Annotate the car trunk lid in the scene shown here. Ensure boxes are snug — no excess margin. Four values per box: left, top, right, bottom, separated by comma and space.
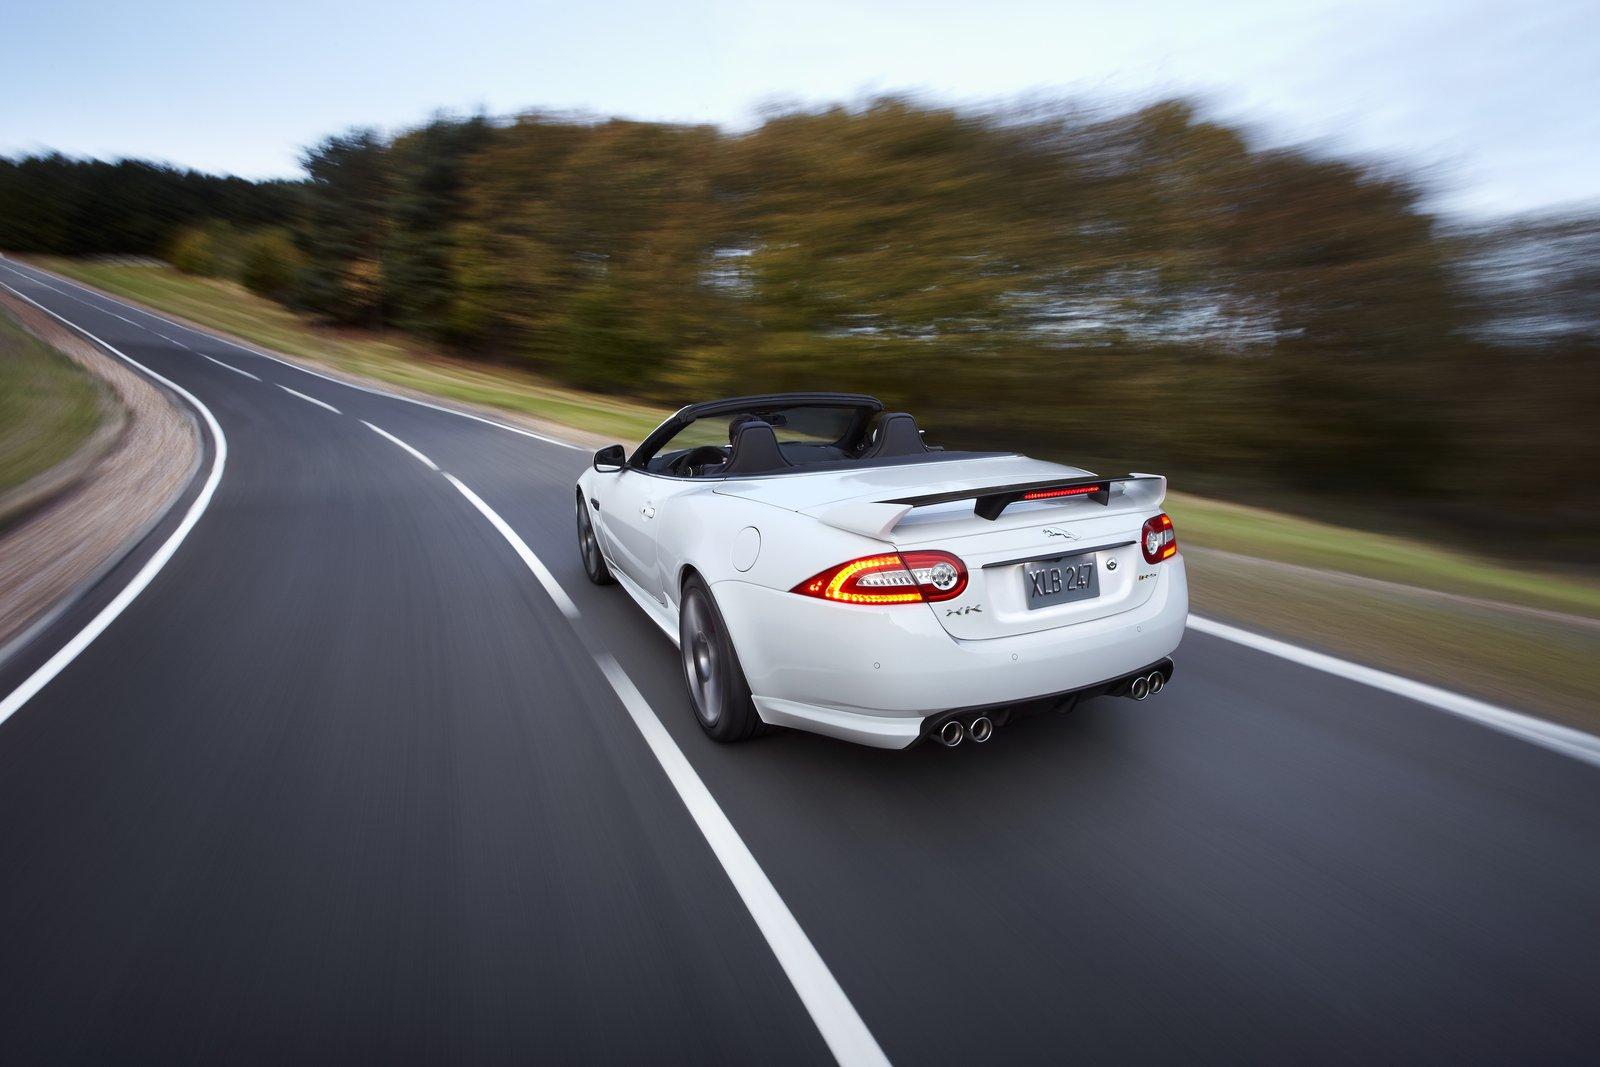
831, 471, 1167, 640
717, 458, 1168, 640
890, 502, 1161, 639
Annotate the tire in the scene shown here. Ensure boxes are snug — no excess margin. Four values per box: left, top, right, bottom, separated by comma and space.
576, 493, 615, 585
678, 574, 766, 742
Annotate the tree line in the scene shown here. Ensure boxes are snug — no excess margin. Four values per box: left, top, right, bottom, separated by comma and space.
3, 101, 1594, 551
0, 154, 297, 258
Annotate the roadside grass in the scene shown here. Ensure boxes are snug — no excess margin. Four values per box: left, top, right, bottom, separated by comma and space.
1183, 548, 1599, 731
1166, 492, 1600, 621
0, 305, 105, 505
32, 258, 1600, 622
30, 257, 667, 445
23, 257, 1600, 729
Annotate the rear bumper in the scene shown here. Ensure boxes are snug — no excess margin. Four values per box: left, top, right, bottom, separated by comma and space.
710, 555, 1188, 749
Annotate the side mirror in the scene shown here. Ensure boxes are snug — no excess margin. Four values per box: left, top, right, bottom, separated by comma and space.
593, 444, 626, 473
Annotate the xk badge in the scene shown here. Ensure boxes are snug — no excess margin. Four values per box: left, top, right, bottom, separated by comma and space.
945, 604, 983, 616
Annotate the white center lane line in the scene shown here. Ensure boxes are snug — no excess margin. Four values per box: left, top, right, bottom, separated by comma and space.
361, 420, 438, 471
5, 258, 887, 1063
0, 258, 583, 452
202, 354, 260, 380
276, 384, 340, 414
595, 655, 890, 1067
442, 474, 580, 620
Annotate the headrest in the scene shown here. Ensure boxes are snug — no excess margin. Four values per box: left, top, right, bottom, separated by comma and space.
861, 412, 929, 459
723, 420, 793, 475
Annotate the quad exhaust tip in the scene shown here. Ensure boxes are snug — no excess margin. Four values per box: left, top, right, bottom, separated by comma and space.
936, 663, 1168, 744
1130, 670, 1167, 700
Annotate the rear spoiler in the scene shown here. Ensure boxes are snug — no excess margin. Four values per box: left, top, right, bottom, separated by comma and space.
883, 473, 1165, 521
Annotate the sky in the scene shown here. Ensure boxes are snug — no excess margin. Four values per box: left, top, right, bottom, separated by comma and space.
3, 0, 1597, 220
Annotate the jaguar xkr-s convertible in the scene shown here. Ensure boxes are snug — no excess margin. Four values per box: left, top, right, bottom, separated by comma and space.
576, 393, 1186, 748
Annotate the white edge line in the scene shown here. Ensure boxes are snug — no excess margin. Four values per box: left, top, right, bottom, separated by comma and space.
0, 281, 227, 728
449, 439, 883, 1060
594, 654, 890, 1067
6, 259, 885, 1062
276, 383, 341, 414
441, 474, 581, 620
201, 353, 260, 380
445, 444, 885, 1060
0, 259, 586, 452
1187, 614, 1600, 769
360, 420, 438, 471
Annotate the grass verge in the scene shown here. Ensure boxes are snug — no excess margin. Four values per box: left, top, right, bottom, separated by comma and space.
0, 304, 105, 506
30, 257, 667, 444
25, 256, 1600, 729
1166, 492, 1600, 620
1183, 548, 1598, 731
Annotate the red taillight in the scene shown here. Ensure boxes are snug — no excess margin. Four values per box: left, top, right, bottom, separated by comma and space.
791, 550, 968, 604
1141, 512, 1178, 564
1022, 484, 1100, 502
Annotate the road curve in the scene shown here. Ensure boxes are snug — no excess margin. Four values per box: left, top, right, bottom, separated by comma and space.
1, 257, 1598, 1065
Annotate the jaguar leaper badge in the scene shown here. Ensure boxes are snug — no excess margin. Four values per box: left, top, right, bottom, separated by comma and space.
1042, 527, 1079, 541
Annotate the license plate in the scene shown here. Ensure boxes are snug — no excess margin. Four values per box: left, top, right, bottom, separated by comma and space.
1023, 553, 1098, 609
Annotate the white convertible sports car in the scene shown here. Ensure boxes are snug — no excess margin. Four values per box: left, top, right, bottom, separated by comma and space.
575, 393, 1187, 749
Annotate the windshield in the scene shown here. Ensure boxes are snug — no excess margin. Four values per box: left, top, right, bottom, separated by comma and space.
667, 405, 861, 451
643, 403, 872, 475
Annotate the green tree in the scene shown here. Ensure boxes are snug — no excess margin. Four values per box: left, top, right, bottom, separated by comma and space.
239, 228, 305, 301
382, 116, 496, 343
294, 130, 391, 326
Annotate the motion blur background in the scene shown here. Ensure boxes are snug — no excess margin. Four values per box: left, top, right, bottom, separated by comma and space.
2, 0, 1596, 558
7, 10, 1600, 1060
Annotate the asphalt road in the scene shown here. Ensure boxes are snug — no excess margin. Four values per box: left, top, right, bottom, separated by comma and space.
2, 257, 1599, 1065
